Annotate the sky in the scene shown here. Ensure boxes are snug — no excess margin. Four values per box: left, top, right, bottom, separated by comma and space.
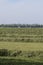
0, 0, 43, 24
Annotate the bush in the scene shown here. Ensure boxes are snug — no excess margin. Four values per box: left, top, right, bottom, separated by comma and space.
0, 49, 9, 56
11, 50, 22, 57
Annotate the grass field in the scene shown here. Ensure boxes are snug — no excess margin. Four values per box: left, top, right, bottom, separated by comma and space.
0, 42, 43, 65
0, 42, 43, 51
0, 28, 43, 65
0, 28, 43, 42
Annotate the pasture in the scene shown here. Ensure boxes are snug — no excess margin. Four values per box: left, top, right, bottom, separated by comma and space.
0, 28, 43, 65
0, 28, 43, 42
0, 42, 43, 51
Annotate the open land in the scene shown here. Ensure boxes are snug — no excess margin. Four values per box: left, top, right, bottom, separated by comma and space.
0, 28, 43, 65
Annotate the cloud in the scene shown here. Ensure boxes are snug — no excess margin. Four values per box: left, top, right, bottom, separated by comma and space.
0, 0, 43, 24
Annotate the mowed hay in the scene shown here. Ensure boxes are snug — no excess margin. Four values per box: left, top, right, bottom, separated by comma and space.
0, 28, 43, 42
0, 42, 43, 51
0, 28, 43, 63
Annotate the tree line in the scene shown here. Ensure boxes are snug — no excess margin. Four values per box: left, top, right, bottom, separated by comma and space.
0, 24, 43, 28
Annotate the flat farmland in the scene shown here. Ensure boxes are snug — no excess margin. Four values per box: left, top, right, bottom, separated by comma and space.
0, 28, 43, 65
0, 42, 43, 51
0, 28, 43, 42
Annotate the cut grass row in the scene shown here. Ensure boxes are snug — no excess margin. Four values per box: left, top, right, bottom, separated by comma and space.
0, 42, 43, 58
0, 28, 43, 42
0, 28, 43, 35
0, 42, 43, 65
0, 42, 43, 51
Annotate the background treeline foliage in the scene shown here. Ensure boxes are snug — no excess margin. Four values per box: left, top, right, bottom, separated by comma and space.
0, 24, 43, 28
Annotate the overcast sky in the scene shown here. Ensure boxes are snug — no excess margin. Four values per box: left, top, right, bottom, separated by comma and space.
0, 0, 43, 24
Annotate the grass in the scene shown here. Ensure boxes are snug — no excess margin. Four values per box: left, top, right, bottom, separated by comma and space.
0, 42, 43, 51
0, 28, 43, 42
0, 28, 43, 65
0, 42, 43, 65
0, 58, 43, 65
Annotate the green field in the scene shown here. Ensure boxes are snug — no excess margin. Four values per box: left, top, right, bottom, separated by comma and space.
0, 28, 43, 42
0, 42, 43, 65
0, 28, 43, 65
0, 42, 43, 51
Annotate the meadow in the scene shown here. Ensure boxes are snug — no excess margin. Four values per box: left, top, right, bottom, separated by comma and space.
0, 28, 43, 65
0, 42, 43, 51
0, 42, 43, 65
0, 28, 43, 42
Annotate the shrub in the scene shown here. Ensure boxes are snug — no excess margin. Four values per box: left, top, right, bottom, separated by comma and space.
11, 50, 22, 57
0, 49, 9, 56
